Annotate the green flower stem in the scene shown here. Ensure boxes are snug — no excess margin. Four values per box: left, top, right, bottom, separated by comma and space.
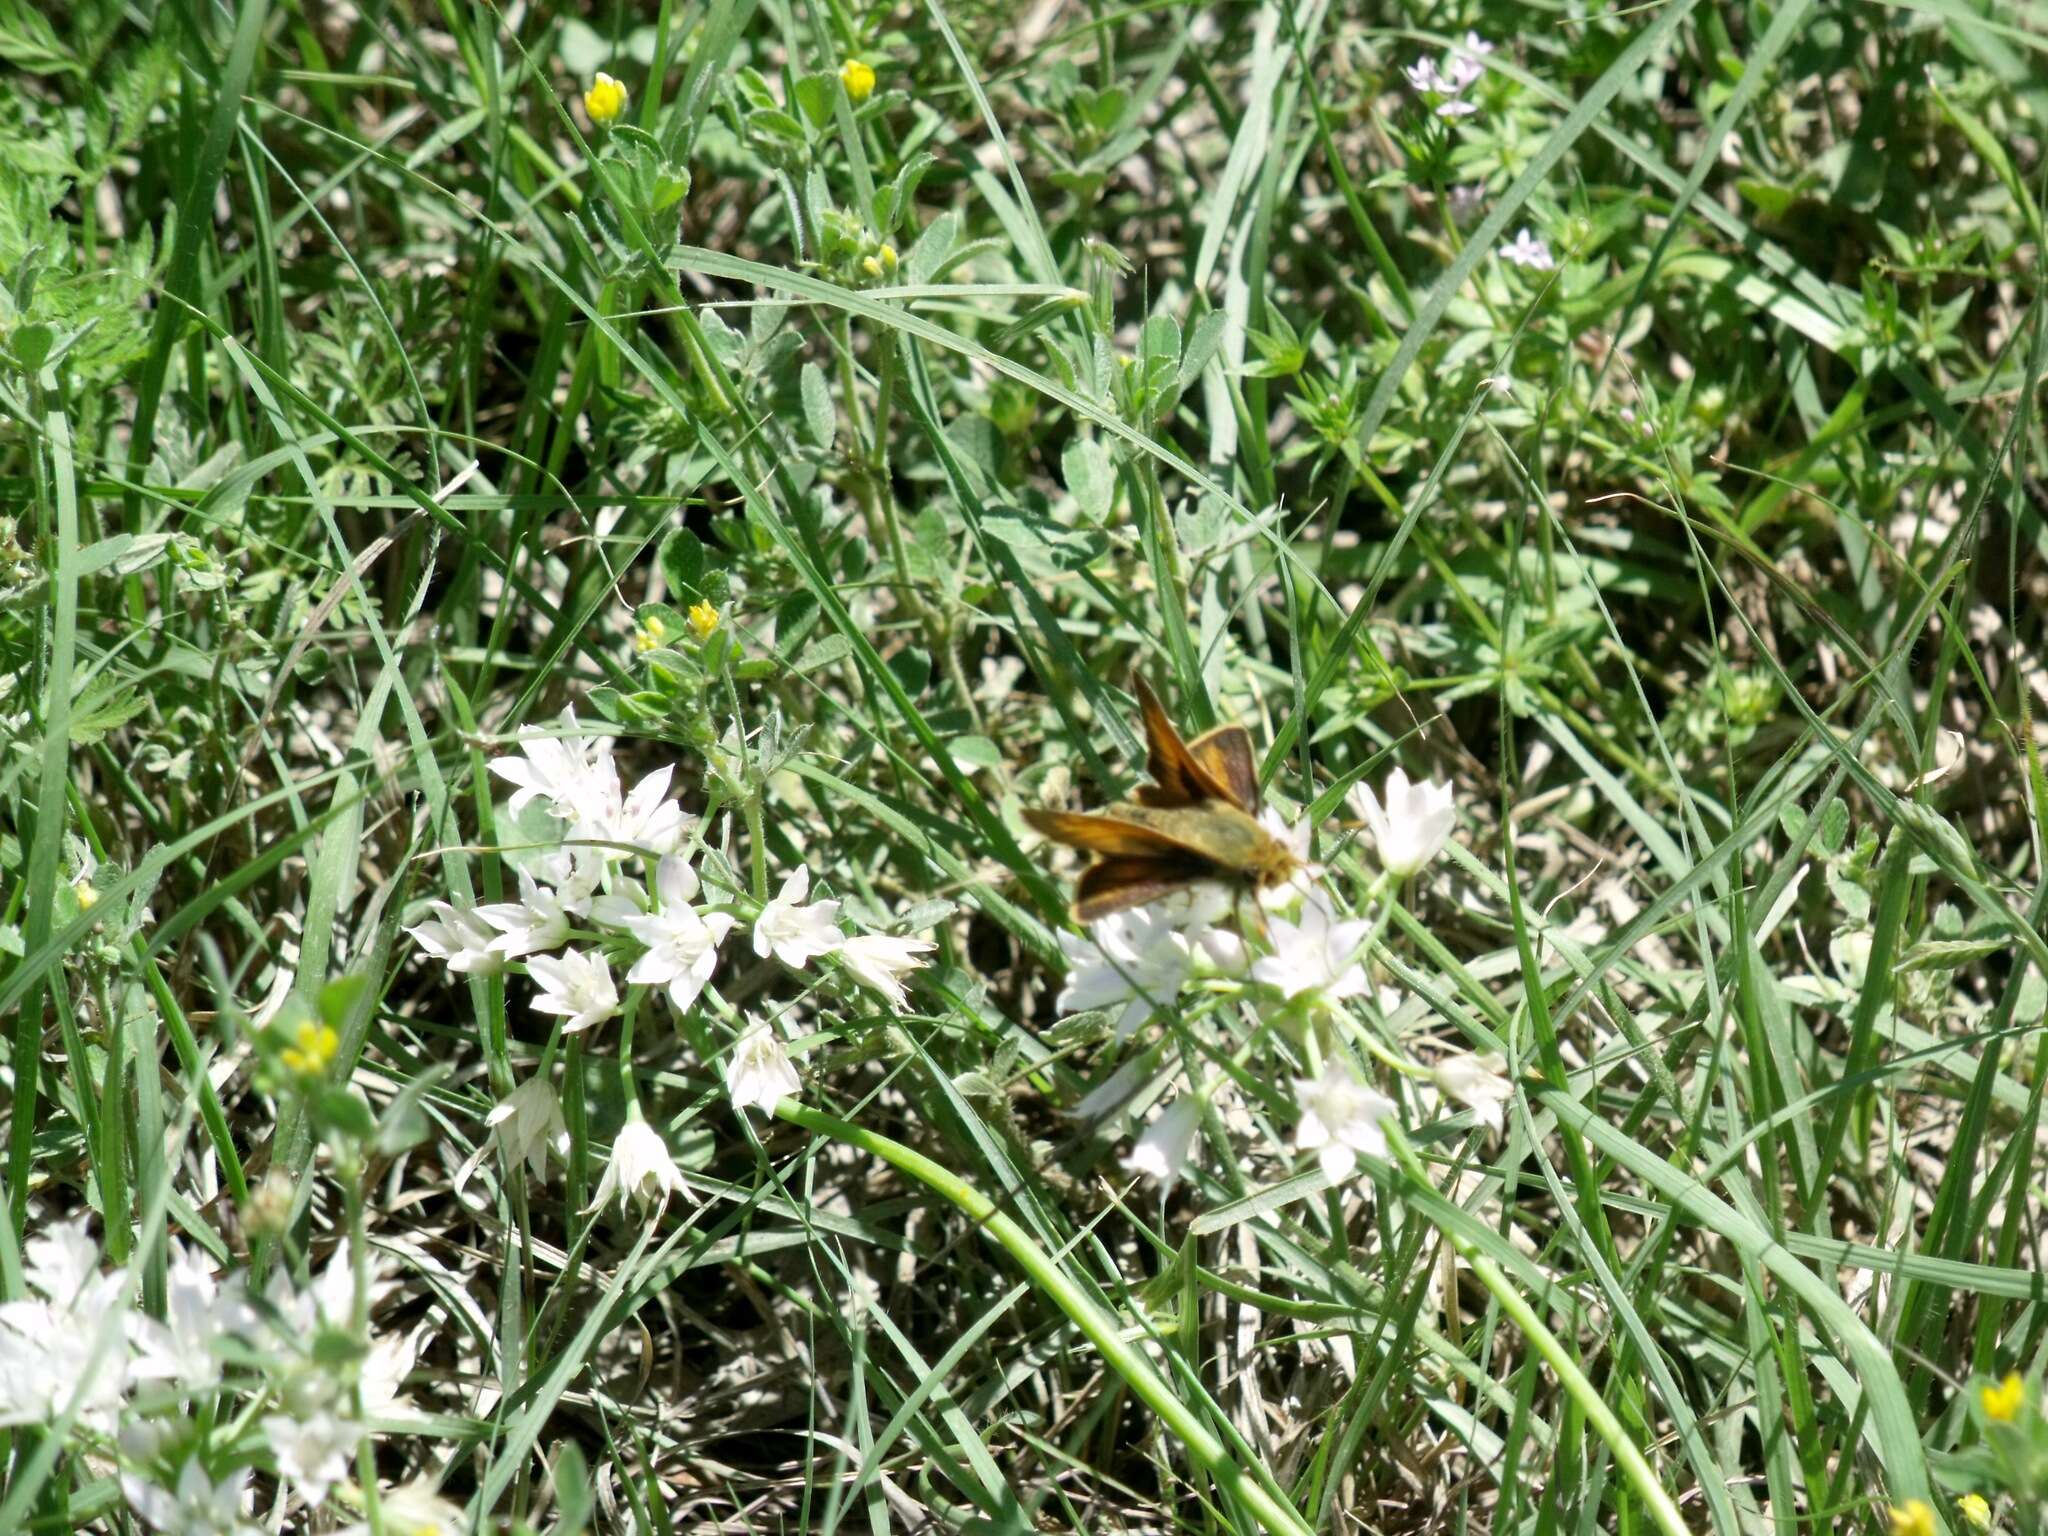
342, 1158, 385, 1535
616, 986, 643, 1103
775, 1100, 1314, 1536
742, 793, 769, 903
1385, 1126, 1690, 1536
1332, 873, 1430, 1080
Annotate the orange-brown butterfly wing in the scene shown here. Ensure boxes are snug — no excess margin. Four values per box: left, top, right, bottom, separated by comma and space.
1131, 676, 1237, 809
1074, 855, 1209, 922
1186, 724, 1261, 815
1024, 807, 1196, 859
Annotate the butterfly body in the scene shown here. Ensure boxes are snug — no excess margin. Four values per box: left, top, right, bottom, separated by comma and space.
1025, 678, 1300, 922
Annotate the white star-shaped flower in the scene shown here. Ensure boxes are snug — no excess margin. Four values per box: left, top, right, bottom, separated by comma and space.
532, 844, 607, 917
1252, 892, 1372, 1007
121, 1452, 259, 1536
587, 763, 696, 857
526, 947, 619, 1034
1350, 767, 1456, 877
475, 871, 572, 959
1121, 1096, 1203, 1188
260, 1409, 357, 1508
1055, 906, 1191, 1040
1434, 1053, 1513, 1132
726, 1021, 801, 1116
592, 1119, 686, 1212
488, 708, 614, 819
752, 867, 843, 969
405, 900, 505, 975
1292, 1064, 1397, 1181
839, 932, 936, 1008
486, 1076, 569, 1178
126, 1242, 252, 1390
624, 857, 736, 1013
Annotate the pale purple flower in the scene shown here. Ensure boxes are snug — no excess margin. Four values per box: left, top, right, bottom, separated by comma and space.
1442, 34, 1491, 92
1405, 57, 1451, 94
1500, 227, 1556, 271
1407, 36, 1490, 117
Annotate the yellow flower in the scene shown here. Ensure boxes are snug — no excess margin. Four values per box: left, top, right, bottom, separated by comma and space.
1958, 1493, 1992, 1531
840, 58, 876, 103
379, 1480, 466, 1536
860, 255, 882, 279
1890, 1501, 1937, 1536
1982, 1372, 2025, 1423
584, 71, 628, 125
280, 1020, 340, 1077
73, 879, 98, 910
633, 614, 667, 654
878, 242, 897, 274
688, 600, 720, 640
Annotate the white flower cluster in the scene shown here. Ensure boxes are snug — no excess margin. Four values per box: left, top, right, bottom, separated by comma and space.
1404, 31, 1492, 118
413, 711, 934, 1036
411, 708, 936, 1207
1052, 764, 1510, 1189
7, 1217, 420, 1530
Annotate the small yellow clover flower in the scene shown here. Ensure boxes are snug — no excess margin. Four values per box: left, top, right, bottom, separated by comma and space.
584, 71, 629, 125
840, 58, 876, 103
634, 614, 668, 654
1888, 1501, 1936, 1536
1958, 1493, 1992, 1532
280, 1020, 341, 1078
688, 600, 720, 640
861, 243, 898, 281
1981, 1372, 2025, 1423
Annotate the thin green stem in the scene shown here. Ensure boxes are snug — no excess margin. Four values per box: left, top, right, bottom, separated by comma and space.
776, 1100, 1315, 1536
1386, 1126, 1690, 1536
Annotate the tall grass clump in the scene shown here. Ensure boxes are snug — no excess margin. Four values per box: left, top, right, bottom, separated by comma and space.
2, 2, 2046, 1534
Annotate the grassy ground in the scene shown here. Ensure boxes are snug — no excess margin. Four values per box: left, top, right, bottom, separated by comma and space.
4, 1, 2048, 1532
